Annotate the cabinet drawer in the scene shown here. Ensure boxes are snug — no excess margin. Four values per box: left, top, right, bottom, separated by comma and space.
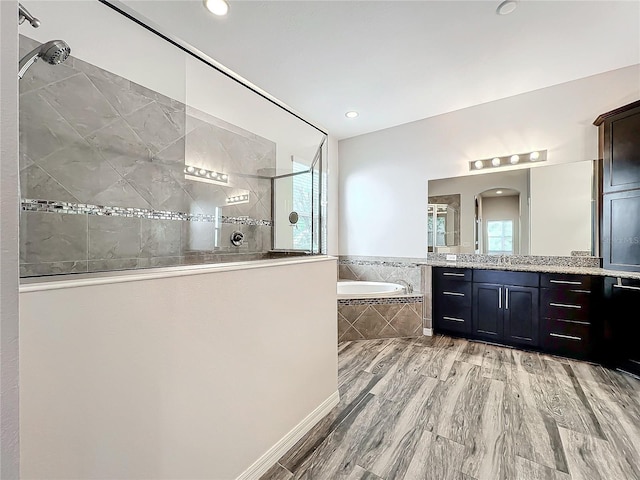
541, 319, 592, 357
540, 289, 591, 322
435, 304, 472, 334
472, 269, 539, 287
540, 273, 592, 290
434, 267, 471, 282
436, 281, 472, 306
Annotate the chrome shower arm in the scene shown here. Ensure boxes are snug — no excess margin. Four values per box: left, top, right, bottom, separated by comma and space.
18, 47, 41, 79
18, 3, 40, 28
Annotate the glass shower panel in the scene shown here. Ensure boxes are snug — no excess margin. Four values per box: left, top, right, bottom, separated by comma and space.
271, 136, 324, 254
18, 0, 327, 278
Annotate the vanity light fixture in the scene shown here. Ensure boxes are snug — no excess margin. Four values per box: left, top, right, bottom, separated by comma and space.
469, 149, 547, 171
203, 0, 229, 16
226, 194, 249, 205
184, 165, 229, 185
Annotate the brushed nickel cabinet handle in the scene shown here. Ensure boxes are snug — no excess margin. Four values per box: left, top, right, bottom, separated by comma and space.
556, 318, 590, 326
505, 288, 509, 310
549, 280, 582, 285
550, 332, 582, 341
549, 302, 581, 309
443, 316, 464, 323
613, 284, 640, 291
443, 273, 465, 277
498, 287, 502, 309
443, 291, 464, 296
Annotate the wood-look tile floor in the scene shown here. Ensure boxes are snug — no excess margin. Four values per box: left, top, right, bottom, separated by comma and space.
259, 335, 640, 480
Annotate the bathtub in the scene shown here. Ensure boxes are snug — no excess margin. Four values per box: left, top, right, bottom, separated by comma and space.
337, 280, 424, 341
337, 280, 406, 299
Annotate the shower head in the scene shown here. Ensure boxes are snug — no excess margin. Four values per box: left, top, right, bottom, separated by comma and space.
18, 40, 71, 79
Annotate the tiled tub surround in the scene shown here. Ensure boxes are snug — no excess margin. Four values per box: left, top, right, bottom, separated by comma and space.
337, 295, 424, 342
19, 35, 275, 277
338, 255, 428, 336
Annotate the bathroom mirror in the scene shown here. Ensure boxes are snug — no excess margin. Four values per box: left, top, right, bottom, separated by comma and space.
427, 159, 597, 257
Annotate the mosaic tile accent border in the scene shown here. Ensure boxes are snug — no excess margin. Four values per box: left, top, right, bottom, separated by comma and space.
338, 295, 423, 306
21, 199, 273, 226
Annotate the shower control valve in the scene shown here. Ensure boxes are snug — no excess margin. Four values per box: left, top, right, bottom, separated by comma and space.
230, 231, 245, 246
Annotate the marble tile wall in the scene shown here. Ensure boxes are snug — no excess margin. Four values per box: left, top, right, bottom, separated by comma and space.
337, 255, 424, 293
18, 35, 275, 277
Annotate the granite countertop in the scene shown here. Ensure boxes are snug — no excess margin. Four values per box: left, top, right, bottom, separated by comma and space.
422, 260, 640, 280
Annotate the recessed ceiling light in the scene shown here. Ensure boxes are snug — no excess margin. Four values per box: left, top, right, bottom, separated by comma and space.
496, 0, 517, 15
203, 0, 229, 16
496, 190, 503, 195
345, 111, 359, 119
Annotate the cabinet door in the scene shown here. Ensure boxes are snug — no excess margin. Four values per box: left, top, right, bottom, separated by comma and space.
503, 285, 539, 347
601, 104, 640, 194
472, 283, 503, 341
610, 281, 640, 376
602, 189, 640, 272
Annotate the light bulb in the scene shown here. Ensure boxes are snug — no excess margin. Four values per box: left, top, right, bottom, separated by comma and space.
491, 157, 501, 167
186, 166, 195, 174
474, 160, 484, 169
510, 155, 520, 164
530, 151, 540, 161
203, 0, 229, 16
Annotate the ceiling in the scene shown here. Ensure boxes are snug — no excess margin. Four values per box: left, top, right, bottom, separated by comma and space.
118, 0, 640, 140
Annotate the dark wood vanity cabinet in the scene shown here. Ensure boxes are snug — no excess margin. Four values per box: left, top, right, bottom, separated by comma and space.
539, 273, 601, 360
432, 267, 472, 335
595, 100, 640, 272
603, 276, 640, 377
472, 270, 539, 347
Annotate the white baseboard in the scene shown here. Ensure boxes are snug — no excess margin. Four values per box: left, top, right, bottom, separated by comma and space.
423, 327, 433, 336
236, 390, 340, 480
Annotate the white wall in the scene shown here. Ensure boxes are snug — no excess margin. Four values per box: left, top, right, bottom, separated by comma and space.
0, 1, 21, 478
327, 136, 339, 256
338, 65, 640, 258
20, 258, 338, 480
530, 160, 594, 256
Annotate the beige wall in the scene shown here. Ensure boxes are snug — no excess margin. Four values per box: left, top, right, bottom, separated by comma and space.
1, 1, 21, 477
19, 257, 338, 479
